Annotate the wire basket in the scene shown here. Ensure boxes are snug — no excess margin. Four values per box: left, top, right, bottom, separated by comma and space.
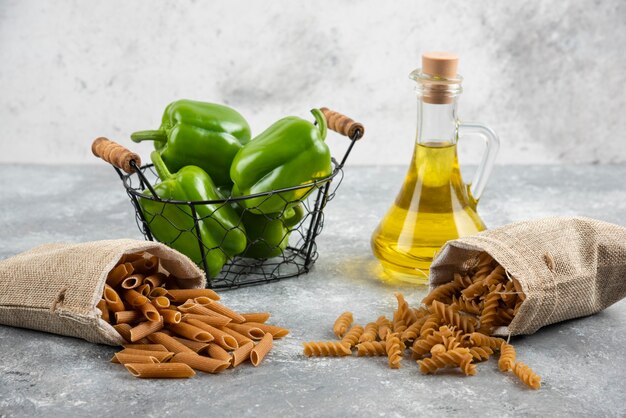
93, 108, 364, 289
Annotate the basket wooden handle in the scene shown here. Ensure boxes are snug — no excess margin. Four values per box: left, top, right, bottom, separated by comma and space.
320, 107, 365, 139
92, 137, 141, 173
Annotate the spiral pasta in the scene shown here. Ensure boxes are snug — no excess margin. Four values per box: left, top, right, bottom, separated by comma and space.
411, 326, 454, 358
376, 316, 392, 340
419, 314, 441, 338
469, 346, 494, 362
356, 341, 387, 356
359, 322, 378, 343
333, 312, 353, 338
498, 343, 516, 371
468, 332, 505, 349
450, 295, 482, 315
385, 333, 402, 369
479, 284, 502, 331
401, 316, 428, 343
430, 301, 476, 334
302, 341, 352, 357
395, 292, 417, 325
341, 325, 364, 348
513, 362, 541, 389
418, 347, 476, 376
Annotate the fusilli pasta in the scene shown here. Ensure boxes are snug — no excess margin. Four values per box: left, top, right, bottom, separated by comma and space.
333, 312, 353, 338
303, 341, 352, 357
513, 362, 541, 389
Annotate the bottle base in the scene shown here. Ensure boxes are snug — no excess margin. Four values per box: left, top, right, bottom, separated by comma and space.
378, 261, 430, 285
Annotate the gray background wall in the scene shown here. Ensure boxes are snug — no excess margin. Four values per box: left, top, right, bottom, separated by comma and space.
0, 0, 624, 166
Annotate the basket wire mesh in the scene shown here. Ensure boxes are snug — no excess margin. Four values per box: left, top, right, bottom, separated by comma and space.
112, 126, 361, 289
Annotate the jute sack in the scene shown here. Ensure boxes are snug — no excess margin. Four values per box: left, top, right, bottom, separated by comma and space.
0, 239, 205, 345
430, 216, 626, 336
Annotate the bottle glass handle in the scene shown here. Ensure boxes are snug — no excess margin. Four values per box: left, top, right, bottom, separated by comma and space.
458, 122, 500, 201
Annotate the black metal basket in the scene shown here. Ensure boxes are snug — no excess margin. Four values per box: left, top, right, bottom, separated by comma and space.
95, 109, 363, 289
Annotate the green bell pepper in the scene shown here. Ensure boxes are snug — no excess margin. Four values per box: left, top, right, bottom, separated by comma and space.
139, 151, 247, 277
131, 99, 251, 187
230, 108, 332, 214
239, 205, 305, 259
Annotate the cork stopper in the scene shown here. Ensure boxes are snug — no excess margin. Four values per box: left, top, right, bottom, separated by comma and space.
422, 52, 459, 78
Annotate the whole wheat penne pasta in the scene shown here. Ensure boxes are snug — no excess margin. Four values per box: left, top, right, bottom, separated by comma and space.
171, 353, 230, 374
120, 252, 144, 263
186, 319, 238, 350
106, 264, 130, 288
114, 310, 142, 324
116, 348, 174, 362
149, 287, 169, 298
152, 296, 170, 309
131, 254, 159, 274
159, 309, 182, 324
231, 342, 254, 367
129, 317, 163, 342
167, 288, 220, 302
104, 285, 126, 313
96, 299, 110, 323
138, 301, 160, 322
136, 283, 151, 297
113, 323, 132, 342
143, 273, 166, 288
168, 322, 214, 342
122, 288, 148, 307
123, 344, 168, 352
193, 296, 214, 306
206, 343, 232, 363
221, 326, 252, 346
181, 313, 231, 328
121, 274, 144, 290
179, 302, 231, 322
124, 363, 195, 379
250, 333, 273, 367
111, 353, 159, 364
247, 322, 289, 338
147, 332, 195, 353
172, 337, 210, 354
241, 312, 271, 323
201, 300, 246, 323
225, 323, 265, 340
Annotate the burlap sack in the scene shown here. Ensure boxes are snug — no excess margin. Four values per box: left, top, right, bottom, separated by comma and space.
0, 239, 205, 345
430, 216, 626, 336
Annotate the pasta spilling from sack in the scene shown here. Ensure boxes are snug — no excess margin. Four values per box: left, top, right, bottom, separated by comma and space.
302, 253, 541, 390
99, 252, 289, 378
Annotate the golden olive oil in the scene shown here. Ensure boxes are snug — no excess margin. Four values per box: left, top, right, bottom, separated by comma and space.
371, 141, 485, 284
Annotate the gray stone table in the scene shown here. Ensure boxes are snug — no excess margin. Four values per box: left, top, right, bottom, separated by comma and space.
1, 164, 625, 417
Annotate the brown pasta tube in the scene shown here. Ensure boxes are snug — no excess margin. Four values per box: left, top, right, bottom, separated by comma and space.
149, 287, 169, 298
122, 344, 168, 352
152, 296, 170, 309
181, 313, 231, 328
129, 318, 164, 342
186, 319, 238, 350
106, 264, 131, 288
147, 332, 195, 354
166, 289, 220, 303
122, 288, 149, 307
221, 326, 253, 346
241, 312, 271, 323
111, 353, 159, 364
245, 322, 289, 339
143, 273, 166, 288
96, 299, 110, 323
250, 333, 273, 367
206, 343, 232, 363
159, 309, 182, 324
103, 285, 126, 313
231, 342, 254, 367
225, 323, 265, 340
138, 301, 160, 322
114, 310, 142, 324
171, 353, 230, 374
172, 337, 210, 354
168, 322, 214, 342
201, 300, 246, 323
121, 274, 145, 290
115, 348, 174, 362
124, 363, 195, 379
113, 323, 132, 342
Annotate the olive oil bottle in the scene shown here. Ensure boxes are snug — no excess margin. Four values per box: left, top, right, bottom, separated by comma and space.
371, 52, 500, 284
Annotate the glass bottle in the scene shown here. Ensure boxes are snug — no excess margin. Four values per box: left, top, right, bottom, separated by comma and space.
371, 52, 499, 284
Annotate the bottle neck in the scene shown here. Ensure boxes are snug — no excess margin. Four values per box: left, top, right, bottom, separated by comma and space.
415, 98, 459, 145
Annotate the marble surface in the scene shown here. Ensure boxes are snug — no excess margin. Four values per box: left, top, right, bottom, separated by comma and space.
1, 164, 626, 417
1, 0, 626, 166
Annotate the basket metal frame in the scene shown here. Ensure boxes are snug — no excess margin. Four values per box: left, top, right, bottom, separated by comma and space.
112, 126, 361, 289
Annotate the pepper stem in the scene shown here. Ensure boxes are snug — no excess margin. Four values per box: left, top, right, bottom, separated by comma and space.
150, 151, 172, 180
311, 108, 327, 141
131, 130, 167, 143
